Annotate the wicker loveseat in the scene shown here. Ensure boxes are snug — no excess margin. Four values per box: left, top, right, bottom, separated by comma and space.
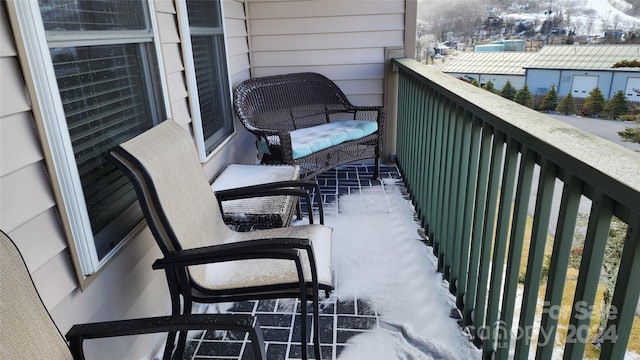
233, 72, 385, 180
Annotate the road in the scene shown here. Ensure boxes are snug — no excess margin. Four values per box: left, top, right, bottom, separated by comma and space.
546, 113, 640, 153
527, 114, 639, 235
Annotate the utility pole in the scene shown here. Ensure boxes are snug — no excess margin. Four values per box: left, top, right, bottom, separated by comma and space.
544, 0, 553, 45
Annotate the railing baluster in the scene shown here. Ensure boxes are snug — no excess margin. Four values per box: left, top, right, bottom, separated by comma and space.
459, 117, 482, 314
486, 137, 520, 355
496, 148, 537, 360
516, 160, 556, 359
449, 106, 466, 293
433, 93, 445, 264
468, 123, 493, 331
564, 192, 613, 360
600, 214, 640, 359
442, 99, 457, 280
476, 130, 506, 350
536, 175, 583, 359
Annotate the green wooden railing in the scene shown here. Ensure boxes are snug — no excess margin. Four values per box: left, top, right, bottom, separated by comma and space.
393, 57, 640, 359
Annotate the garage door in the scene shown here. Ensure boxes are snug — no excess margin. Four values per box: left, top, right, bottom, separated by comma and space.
571, 75, 599, 98
625, 78, 640, 102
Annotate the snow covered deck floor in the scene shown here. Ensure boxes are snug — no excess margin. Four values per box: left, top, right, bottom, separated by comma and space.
181, 163, 478, 360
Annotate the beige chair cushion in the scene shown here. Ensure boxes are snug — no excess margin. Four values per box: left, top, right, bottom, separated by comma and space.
117, 120, 333, 291
1, 232, 73, 360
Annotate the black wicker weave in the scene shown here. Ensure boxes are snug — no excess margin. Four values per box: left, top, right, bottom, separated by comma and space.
233, 72, 385, 180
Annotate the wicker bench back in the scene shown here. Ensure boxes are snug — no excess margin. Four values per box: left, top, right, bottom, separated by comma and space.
234, 72, 385, 179
234, 72, 352, 131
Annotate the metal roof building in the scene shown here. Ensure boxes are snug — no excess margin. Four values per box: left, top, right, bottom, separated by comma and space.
440, 51, 537, 89
524, 45, 640, 99
523, 44, 640, 71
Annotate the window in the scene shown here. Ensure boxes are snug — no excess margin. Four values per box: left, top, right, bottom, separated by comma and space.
178, 0, 234, 161
10, 0, 168, 276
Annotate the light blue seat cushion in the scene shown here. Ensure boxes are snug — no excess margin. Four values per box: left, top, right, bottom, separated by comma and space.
258, 120, 378, 159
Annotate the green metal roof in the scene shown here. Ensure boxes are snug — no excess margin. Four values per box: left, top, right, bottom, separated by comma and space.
523, 45, 640, 70
440, 52, 537, 75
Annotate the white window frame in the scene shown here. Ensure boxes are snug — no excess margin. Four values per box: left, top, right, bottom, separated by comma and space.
8, 0, 171, 278
176, 0, 235, 162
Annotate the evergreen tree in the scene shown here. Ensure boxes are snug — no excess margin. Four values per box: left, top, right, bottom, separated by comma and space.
618, 127, 640, 144
604, 90, 630, 119
483, 80, 497, 93
500, 80, 517, 100
539, 86, 559, 111
582, 87, 606, 117
514, 83, 534, 108
471, 79, 480, 87
556, 93, 576, 115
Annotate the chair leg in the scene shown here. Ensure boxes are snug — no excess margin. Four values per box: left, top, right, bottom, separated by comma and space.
300, 296, 308, 359
373, 156, 380, 179
312, 292, 322, 360
173, 296, 193, 357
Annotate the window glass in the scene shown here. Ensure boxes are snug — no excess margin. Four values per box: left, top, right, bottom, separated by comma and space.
39, 0, 146, 31
185, 0, 233, 157
38, 0, 165, 262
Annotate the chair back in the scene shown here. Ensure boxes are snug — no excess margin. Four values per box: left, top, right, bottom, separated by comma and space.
108, 120, 232, 254
0, 231, 73, 359
234, 72, 354, 132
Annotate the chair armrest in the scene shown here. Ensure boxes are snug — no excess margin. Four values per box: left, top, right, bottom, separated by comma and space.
214, 180, 324, 224
66, 314, 265, 360
152, 238, 314, 270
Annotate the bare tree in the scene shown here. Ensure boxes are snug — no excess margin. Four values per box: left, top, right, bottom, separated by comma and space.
612, 14, 622, 29
585, 15, 596, 35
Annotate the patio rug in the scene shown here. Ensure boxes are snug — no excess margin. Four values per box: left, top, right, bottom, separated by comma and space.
327, 178, 480, 359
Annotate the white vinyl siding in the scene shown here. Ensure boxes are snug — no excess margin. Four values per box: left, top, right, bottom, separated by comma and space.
247, 0, 405, 106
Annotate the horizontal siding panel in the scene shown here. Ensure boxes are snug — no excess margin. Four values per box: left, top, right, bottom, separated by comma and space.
31, 245, 77, 310
166, 71, 188, 103
228, 53, 250, 77
49, 229, 159, 333
153, 0, 176, 14
252, 63, 385, 81
157, 12, 180, 43
170, 99, 192, 127
9, 209, 67, 272
1, 112, 43, 177
251, 31, 403, 51
0, 4, 16, 57
250, 14, 404, 35
230, 69, 251, 87
345, 94, 383, 106
223, 0, 246, 20
0, 57, 31, 117
226, 36, 248, 58
334, 79, 383, 96
161, 43, 184, 74
252, 48, 384, 67
0, 162, 55, 231
225, 18, 248, 38
248, 1, 404, 19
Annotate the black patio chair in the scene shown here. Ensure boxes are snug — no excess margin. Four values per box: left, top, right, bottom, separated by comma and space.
0, 230, 266, 360
106, 119, 333, 360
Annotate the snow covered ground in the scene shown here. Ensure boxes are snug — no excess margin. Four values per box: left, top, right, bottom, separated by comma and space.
505, 0, 640, 35
329, 179, 481, 359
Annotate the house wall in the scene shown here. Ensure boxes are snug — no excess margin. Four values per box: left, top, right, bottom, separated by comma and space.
1, 1, 253, 358
444, 72, 525, 90
480, 74, 525, 91
246, 0, 406, 106
526, 68, 637, 100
